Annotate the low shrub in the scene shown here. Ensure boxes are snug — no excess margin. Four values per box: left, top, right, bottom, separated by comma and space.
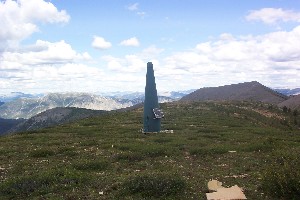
242, 137, 277, 152
140, 145, 172, 158
122, 173, 186, 198
189, 146, 228, 157
114, 152, 144, 162
260, 153, 300, 199
73, 160, 109, 171
29, 149, 55, 158
0, 169, 88, 197
57, 147, 78, 157
153, 137, 172, 143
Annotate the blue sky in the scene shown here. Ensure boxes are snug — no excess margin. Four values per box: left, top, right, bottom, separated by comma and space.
1, 0, 300, 94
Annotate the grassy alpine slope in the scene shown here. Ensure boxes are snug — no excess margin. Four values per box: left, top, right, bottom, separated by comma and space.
0, 101, 300, 199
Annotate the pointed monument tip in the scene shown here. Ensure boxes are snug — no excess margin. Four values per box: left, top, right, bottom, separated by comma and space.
147, 62, 153, 66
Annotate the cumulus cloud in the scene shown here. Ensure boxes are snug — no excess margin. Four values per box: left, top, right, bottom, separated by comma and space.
100, 28, 297, 89
1, 62, 105, 93
141, 45, 164, 58
159, 25, 300, 88
102, 54, 144, 73
92, 36, 112, 50
102, 45, 164, 74
246, 8, 300, 25
1, 40, 91, 66
120, 37, 140, 47
0, 0, 70, 42
0, 38, 94, 94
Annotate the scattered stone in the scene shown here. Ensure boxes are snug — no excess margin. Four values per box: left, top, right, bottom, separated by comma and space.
208, 180, 224, 191
206, 185, 247, 200
228, 150, 236, 153
224, 174, 248, 179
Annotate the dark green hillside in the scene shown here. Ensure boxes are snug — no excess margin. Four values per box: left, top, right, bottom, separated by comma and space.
0, 118, 25, 135
181, 81, 288, 104
8, 107, 107, 134
0, 101, 300, 199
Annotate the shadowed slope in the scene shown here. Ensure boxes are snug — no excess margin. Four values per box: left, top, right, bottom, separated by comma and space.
278, 94, 300, 110
181, 81, 287, 104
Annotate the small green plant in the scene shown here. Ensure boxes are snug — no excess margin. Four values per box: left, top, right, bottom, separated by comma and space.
29, 149, 55, 158
260, 153, 300, 199
242, 137, 277, 152
122, 173, 186, 198
114, 152, 144, 162
189, 146, 228, 157
0, 169, 88, 198
73, 160, 109, 171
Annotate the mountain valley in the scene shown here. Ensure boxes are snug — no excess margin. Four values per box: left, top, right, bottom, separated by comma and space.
1, 82, 300, 135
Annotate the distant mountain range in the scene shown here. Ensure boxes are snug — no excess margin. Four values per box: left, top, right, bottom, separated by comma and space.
274, 88, 300, 96
5, 107, 107, 134
0, 92, 42, 102
0, 91, 191, 119
0, 93, 134, 119
1, 83, 300, 135
181, 81, 288, 104
2, 103, 144, 135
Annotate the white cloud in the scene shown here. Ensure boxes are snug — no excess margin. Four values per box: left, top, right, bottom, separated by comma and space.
0, 62, 105, 93
141, 45, 164, 58
127, 3, 138, 11
246, 8, 300, 25
159, 25, 300, 88
0, 0, 70, 42
1, 40, 90, 66
92, 36, 112, 50
102, 54, 144, 73
120, 37, 140, 47
100, 27, 300, 90
102, 45, 164, 74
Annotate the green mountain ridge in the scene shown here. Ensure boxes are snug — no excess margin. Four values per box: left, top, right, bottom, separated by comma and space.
5, 107, 107, 135
181, 81, 288, 104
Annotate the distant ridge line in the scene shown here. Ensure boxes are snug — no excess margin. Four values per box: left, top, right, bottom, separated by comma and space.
180, 81, 288, 104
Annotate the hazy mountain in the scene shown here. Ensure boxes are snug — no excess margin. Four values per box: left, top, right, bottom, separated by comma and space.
278, 94, 300, 110
0, 93, 133, 119
6, 107, 107, 134
180, 81, 288, 104
274, 88, 300, 96
159, 90, 196, 99
105, 90, 194, 101
5, 102, 146, 134
0, 92, 41, 102
108, 92, 176, 105
0, 102, 4, 106
0, 118, 25, 135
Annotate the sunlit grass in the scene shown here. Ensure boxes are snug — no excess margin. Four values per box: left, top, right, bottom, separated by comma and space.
0, 101, 299, 199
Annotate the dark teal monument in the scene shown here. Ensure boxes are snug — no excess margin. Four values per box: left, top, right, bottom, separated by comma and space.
143, 62, 163, 132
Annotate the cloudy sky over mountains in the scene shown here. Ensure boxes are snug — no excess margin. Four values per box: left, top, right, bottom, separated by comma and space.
0, 0, 300, 94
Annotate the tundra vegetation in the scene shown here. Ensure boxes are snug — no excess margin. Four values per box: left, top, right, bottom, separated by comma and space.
0, 101, 299, 199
